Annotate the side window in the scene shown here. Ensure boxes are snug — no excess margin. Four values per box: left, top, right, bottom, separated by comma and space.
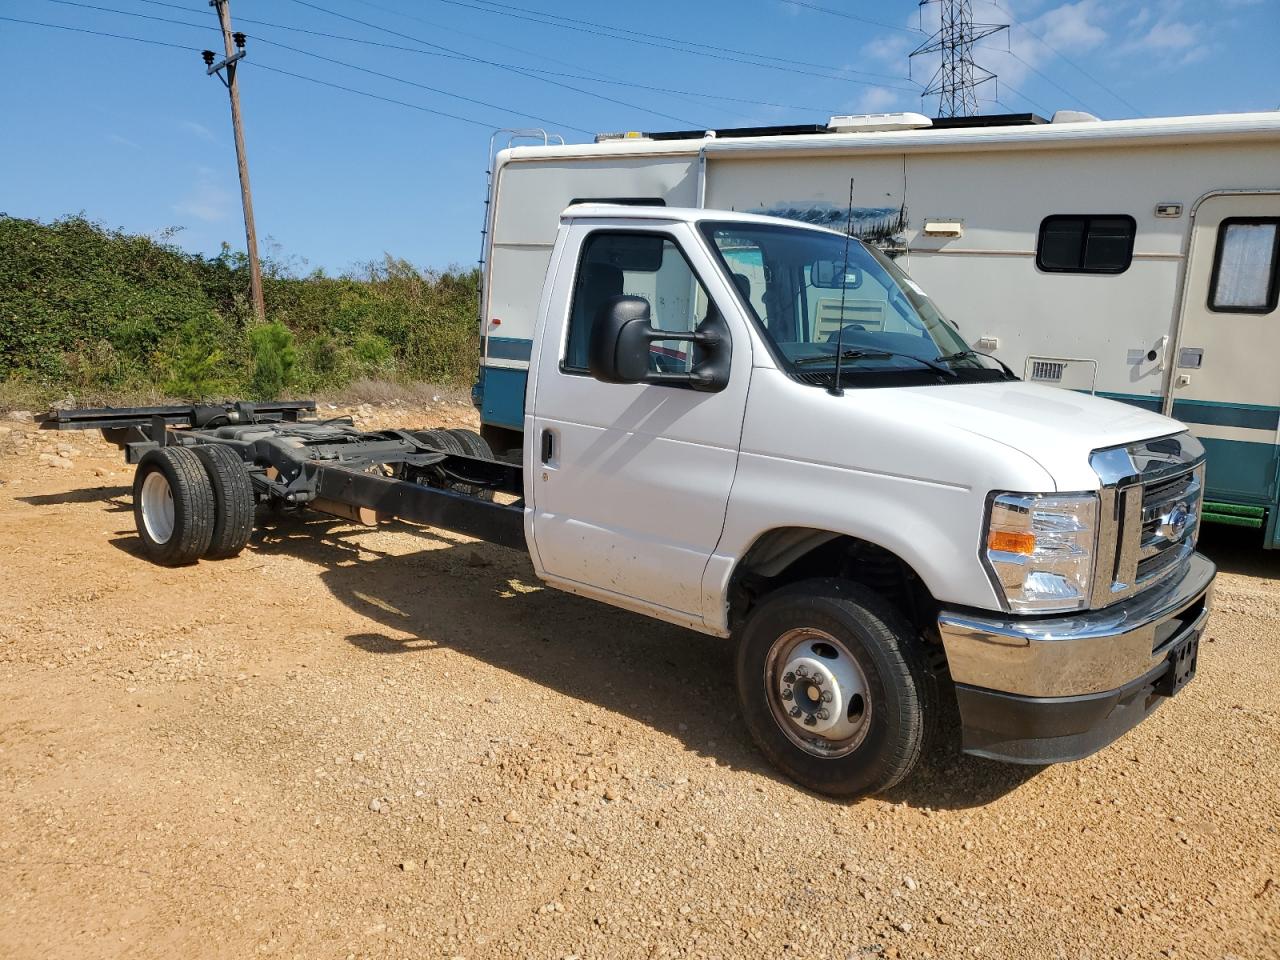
563, 232, 710, 376
1036, 215, 1136, 274
1209, 218, 1280, 314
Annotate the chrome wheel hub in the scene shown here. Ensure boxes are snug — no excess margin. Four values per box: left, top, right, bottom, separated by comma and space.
140, 470, 175, 545
767, 628, 871, 758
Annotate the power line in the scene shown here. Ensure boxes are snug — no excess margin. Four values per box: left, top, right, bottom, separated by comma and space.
443, 0, 916, 78
35, 0, 689, 129
999, 48, 1103, 117
122, 0, 843, 117
0, 13, 526, 129
995, 79, 1050, 116
405, 0, 920, 89
283, 0, 709, 126
516, 68, 843, 116
773, 0, 925, 35
989, 0, 1144, 117
248, 62, 499, 128
0, 12, 195, 49
252, 36, 592, 134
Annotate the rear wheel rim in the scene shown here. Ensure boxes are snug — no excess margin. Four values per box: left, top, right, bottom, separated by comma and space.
764, 627, 872, 759
140, 470, 175, 544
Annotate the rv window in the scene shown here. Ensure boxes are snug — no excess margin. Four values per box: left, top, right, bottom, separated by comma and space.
1209, 219, 1280, 314
1036, 215, 1136, 274
562, 231, 710, 377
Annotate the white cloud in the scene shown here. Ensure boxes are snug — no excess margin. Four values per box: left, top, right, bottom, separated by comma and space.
1122, 19, 1198, 53
108, 133, 141, 150
854, 86, 907, 114
181, 120, 217, 143
173, 167, 234, 223
861, 33, 914, 65
1033, 0, 1109, 51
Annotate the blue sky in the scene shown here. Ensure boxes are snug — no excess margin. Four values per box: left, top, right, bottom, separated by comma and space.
3, 0, 1277, 274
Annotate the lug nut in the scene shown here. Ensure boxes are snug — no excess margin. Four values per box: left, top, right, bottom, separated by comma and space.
817, 709, 830, 721
821, 690, 833, 703
783, 672, 796, 684
781, 689, 793, 701
789, 706, 801, 718
795, 665, 808, 678
803, 714, 817, 726
811, 674, 823, 686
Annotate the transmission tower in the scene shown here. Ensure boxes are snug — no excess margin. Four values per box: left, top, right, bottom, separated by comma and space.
909, 0, 1008, 117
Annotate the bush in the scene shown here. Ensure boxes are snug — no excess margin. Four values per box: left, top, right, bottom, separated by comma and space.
0, 214, 480, 407
247, 321, 297, 400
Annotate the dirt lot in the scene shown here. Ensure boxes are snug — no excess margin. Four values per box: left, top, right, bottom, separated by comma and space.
1, 403, 1277, 960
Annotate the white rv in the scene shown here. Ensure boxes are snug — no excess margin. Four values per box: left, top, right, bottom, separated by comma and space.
474, 111, 1280, 547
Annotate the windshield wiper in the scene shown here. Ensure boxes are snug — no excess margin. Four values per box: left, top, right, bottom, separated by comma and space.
794, 348, 957, 378
936, 349, 1018, 379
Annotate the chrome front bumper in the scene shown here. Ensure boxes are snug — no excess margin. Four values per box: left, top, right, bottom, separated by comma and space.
939, 552, 1215, 699
937, 553, 1215, 763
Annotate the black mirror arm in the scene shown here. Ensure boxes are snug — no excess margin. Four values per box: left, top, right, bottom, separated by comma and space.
637, 328, 722, 347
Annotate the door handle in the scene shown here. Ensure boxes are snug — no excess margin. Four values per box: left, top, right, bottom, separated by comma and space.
540, 428, 554, 464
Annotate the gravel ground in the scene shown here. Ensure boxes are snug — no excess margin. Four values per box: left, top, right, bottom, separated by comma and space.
0, 404, 1277, 960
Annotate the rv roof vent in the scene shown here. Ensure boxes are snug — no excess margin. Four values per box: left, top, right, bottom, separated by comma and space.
827, 112, 932, 133
1050, 110, 1101, 124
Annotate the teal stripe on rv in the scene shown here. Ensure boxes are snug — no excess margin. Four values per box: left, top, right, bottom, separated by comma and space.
483, 336, 534, 363
1092, 391, 1162, 412
1171, 398, 1280, 431
1091, 392, 1280, 430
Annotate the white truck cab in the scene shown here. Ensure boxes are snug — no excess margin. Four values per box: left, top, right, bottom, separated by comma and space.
520, 204, 1213, 795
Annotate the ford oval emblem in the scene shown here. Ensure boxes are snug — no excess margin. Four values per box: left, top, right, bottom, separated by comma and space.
1158, 501, 1191, 542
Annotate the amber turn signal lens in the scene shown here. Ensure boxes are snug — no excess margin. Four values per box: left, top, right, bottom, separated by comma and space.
988, 530, 1036, 555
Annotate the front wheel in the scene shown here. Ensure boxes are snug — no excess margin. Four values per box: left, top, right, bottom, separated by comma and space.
735, 579, 937, 797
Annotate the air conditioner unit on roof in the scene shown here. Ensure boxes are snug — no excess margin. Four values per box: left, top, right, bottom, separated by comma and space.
827, 113, 933, 133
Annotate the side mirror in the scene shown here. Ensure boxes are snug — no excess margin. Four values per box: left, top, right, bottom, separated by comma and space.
587, 295, 731, 392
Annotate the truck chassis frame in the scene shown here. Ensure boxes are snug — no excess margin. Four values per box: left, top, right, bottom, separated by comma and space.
39, 401, 527, 550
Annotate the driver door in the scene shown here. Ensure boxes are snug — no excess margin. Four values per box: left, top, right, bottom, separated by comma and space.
527, 222, 752, 622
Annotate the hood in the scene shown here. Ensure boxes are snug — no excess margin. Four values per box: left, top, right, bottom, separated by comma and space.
889, 381, 1181, 489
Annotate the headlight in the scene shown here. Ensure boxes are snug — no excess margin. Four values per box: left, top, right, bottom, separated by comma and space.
983, 492, 1098, 613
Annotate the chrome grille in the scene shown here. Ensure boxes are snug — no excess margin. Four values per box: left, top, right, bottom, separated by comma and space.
1135, 467, 1201, 588
1089, 433, 1205, 608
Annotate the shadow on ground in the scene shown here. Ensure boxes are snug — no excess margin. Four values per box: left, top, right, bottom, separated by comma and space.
18, 484, 131, 511
229, 512, 1039, 808
1197, 523, 1278, 580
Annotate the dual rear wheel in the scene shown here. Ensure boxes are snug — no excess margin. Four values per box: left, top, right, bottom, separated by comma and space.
132, 445, 254, 565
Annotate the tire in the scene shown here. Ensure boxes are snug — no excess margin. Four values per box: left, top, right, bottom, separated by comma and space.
445, 427, 494, 461
735, 578, 938, 798
418, 428, 495, 501
132, 446, 215, 566
192, 444, 255, 559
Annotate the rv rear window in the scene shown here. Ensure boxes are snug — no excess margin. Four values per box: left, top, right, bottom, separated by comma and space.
1209, 218, 1280, 314
1036, 215, 1135, 274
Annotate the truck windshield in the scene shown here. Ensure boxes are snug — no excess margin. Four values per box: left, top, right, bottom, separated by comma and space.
699, 221, 1010, 385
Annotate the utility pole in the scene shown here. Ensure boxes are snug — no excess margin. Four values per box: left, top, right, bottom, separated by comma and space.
909, 0, 1007, 118
202, 0, 265, 320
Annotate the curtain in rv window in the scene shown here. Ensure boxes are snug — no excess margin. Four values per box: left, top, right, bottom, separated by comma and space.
1209, 218, 1280, 314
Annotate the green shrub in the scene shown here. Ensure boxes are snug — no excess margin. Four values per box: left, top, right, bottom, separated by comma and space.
0, 214, 481, 407
163, 320, 227, 400
247, 321, 297, 400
